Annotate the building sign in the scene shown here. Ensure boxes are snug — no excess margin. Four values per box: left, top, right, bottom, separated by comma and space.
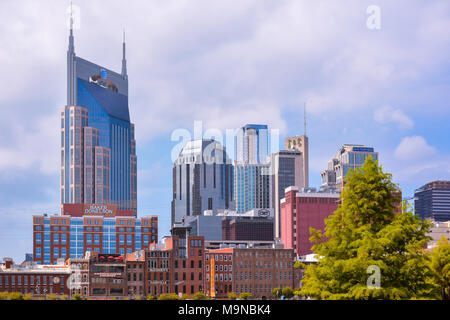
352, 147, 374, 153
89, 71, 118, 92
93, 273, 122, 278
84, 204, 117, 216
257, 209, 271, 218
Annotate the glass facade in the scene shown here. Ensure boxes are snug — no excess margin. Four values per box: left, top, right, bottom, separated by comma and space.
62, 22, 137, 213
234, 164, 271, 214
321, 144, 378, 191
171, 140, 234, 225
34, 215, 157, 264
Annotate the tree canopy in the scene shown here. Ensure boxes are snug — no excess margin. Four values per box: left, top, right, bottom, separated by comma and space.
300, 157, 436, 300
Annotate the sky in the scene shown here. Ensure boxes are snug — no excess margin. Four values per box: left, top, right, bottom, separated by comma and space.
0, 0, 449, 262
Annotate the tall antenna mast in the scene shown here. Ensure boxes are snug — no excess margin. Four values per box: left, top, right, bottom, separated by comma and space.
303, 102, 307, 137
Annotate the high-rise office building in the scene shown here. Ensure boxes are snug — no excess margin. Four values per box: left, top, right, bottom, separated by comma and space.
61, 15, 137, 213
235, 124, 269, 164
171, 139, 234, 225
233, 163, 272, 214
285, 136, 309, 187
415, 181, 450, 222
320, 144, 378, 191
270, 150, 305, 238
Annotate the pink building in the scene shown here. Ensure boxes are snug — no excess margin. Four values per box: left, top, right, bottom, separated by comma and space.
280, 187, 340, 257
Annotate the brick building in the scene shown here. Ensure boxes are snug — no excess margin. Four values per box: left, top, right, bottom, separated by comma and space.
280, 187, 340, 257
205, 247, 295, 299
87, 251, 127, 299
0, 258, 71, 297
222, 216, 274, 241
126, 250, 145, 298
33, 204, 157, 264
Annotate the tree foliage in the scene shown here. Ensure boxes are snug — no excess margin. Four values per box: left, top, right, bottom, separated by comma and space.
282, 287, 294, 299
271, 287, 282, 299
192, 292, 209, 300
238, 292, 252, 300
227, 292, 237, 300
429, 236, 450, 300
300, 157, 436, 300
157, 293, 180, 300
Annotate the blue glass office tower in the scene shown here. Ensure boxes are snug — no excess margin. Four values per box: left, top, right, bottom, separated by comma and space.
235, 124, 269, 164
61, 18, 137, 214
415, 181, 450, 222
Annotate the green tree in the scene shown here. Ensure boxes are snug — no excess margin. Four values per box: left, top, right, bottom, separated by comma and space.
180, 294, 191, 300
429, 236, 450, 300
71, 294, 82, 300
0, 292, 8, 300
23, 293, 33, 300
300, 157, 435, 300
192, 292, 209, 300
8, 292, 23, 300
271, 288, 282, 299
146, 294, 155, 300
282, 287, 294, 299
227, 292, 237, 300
238, 292, 252, 300
157, 293, 180, 300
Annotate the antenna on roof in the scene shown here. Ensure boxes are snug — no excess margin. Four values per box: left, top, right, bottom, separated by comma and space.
303, 102, 307, 137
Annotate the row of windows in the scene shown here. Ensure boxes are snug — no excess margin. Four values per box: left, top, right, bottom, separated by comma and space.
0, 275, 64, 286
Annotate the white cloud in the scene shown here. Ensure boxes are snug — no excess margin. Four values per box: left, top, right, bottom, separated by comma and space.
394, 136, 436, 161
0, 114, 59, 175
374, 105, 414, 130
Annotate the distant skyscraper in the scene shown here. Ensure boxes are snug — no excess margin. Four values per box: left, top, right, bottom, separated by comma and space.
233, 163, 272, 214
415, 181, 450, 222
235, 124, 269, 164
285, 136, 309, 188
61, 16, 137, 214
171, 139, 234, 225
320, 144, 378, 191
270, 150, 305, 238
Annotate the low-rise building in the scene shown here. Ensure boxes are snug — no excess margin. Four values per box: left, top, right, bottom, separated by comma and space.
205, 247, 295, 299
0, 258, 71, 297
426, 220, 450, 249
33, 204, 157, 265
87, 251, 127, 299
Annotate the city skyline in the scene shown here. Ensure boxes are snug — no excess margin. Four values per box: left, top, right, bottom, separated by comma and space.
1, 0, 450, 262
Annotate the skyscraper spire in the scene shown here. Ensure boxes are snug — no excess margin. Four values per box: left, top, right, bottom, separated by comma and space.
68, 1, 75, 53
67, 1, 76, 106
121, 28, 128, 79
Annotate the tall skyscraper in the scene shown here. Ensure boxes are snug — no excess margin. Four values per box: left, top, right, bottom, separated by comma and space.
270, 150, 305, 238
415, 181, 450, 222
320, 144, 378, 191
235, 124, 269, 164
61, 15, 137, 214
285, 136, 309, 188
171, 139, 234, 225
285, 104, 309, 188
233, 163, 272, 214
